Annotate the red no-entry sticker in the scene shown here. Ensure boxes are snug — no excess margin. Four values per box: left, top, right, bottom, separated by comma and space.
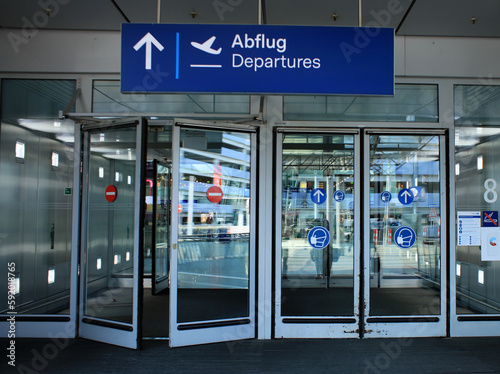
207, 186, 223, 204
105, 185, 117, 202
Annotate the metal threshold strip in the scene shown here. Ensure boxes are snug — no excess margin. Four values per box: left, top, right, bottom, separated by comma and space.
177, 318, 250, 331
82, 317, 134, 332
282, 318, 356, 324
366, 317, 440, 323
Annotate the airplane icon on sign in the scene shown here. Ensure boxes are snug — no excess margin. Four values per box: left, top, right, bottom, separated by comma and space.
191, 36, 222, 55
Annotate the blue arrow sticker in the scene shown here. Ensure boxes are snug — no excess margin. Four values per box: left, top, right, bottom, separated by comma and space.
398, 189, 414, 205
311, 188, 327, 204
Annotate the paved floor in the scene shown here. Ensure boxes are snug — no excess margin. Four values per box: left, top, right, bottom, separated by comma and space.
3, 337, 500, 374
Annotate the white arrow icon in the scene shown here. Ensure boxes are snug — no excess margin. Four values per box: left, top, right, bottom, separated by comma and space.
401, 190, 413, 204
134, 33, 164, 70
313, 189, 325, 203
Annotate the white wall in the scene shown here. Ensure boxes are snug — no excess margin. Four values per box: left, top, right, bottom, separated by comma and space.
2, 29, 500, 79
401, 36, 500, 79
0, 29, 120, 74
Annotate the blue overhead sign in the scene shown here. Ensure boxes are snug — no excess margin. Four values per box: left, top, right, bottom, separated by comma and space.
121, 24, 394, 95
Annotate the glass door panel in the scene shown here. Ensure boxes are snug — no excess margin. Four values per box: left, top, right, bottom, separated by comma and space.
275, 128, 447, 339
79, 119, 145, 349
364, 131, 446, 337
170, 124, 256, 347
153, 162, 171, 295
275, 130, 360, 339
142, 122, 173, 339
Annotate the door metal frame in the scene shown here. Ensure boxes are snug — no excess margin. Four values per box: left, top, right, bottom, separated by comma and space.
274, 127, 361, 339
362, 129, 448, 338
169, 120, 258, 347
77, 117, 146, 349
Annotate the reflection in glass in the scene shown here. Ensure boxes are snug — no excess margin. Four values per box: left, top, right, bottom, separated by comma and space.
455, 85, 500, 314
284, 84, 438, 122
142, 124, 172, 337
280, 133, 354, 317
155, 165, 170, 280
369, 134, 441, 316
92, 80, 250, 114
177, 129, 251, 323
0, 79, 76, 315
0, 119, 75, 314
153, 163, 170, 295
84, 127, 137, 324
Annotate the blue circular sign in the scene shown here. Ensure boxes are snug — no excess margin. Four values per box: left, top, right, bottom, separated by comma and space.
307, 226, 331, 249
381, 191, 392, 203
334, 190, 345, 202
311, 188, 327, 204
394, 226, 416, 249
398, 189, 414, 205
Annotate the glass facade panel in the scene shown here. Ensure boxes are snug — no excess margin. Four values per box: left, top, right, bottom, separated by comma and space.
455, 85, 500, 314
1, 79, 76, 119
0, 79, 77, 315
92, 80, 251, 114
284, 84, 438, 122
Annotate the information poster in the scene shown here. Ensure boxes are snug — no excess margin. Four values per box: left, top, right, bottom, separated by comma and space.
457, 211, 481, 246
481, 227, 500, 261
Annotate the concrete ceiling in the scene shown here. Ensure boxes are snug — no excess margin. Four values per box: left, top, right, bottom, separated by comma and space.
0, 0, 498, 37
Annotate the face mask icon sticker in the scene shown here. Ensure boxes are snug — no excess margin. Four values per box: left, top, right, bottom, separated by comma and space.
394, 226, 416, 249
308, 226, 331, 249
